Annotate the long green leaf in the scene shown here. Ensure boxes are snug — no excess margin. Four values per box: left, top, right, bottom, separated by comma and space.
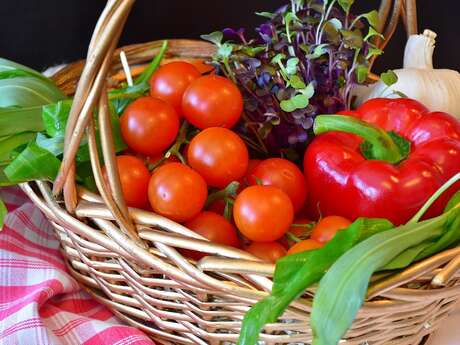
238, 218, 393, 345
4, 142, 61, 182
0, 196, 6, 231
0, 58, 53, 83
0, 77, 65, 108
0, 132, 36, 164
310, 215, 449, 345
42, 100, 72, 137
36, 133, 64, 156
0, 105, 44, 136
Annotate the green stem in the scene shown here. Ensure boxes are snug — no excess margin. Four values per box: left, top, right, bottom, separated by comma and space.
313, 115, 403, 164
205, 181, 240, 209
164, 121, 189, 164
286, 232, 302, 243
409, 173, 460, 224
135, 40, 168, 84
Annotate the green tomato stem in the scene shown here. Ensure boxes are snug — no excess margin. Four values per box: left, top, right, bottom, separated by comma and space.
313, 115, 404, 164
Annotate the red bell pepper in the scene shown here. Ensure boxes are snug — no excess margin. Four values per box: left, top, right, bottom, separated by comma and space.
304, 98, 460, 225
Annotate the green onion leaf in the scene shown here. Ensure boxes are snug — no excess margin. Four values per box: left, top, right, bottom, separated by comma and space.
4, 142, 61, 182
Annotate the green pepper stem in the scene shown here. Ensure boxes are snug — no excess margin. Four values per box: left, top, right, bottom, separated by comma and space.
313, 115, 403, 164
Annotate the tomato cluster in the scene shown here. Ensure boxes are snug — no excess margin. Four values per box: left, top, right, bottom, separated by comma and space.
109, 60, 351, 264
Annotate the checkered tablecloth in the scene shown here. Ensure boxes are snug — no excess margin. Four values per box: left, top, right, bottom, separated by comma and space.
0, 186, 155, 345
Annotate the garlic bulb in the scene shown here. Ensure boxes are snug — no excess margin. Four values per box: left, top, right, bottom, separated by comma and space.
355, 29, 460, 119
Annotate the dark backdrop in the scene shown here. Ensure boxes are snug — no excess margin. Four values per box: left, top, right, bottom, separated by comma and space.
0, 0, 457, 72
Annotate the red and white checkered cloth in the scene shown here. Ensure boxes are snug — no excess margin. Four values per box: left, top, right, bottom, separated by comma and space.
0, 186, 155, 345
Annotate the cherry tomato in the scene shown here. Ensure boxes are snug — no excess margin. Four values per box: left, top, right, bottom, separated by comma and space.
207, 198, 226, 214
310, 216, 352, 243
149, 61, 201, 115
287, 239, 324, 255
120, 96, 180, 156
246, 242, 287, 263
250, 158, 307, 212
148, 163, 208, 222
102, 155, 150, 209
182, 211, 240, 260
182, 75, 243, 129
188, 127, 249, 188
237, 159, 262, 192
233, 185, 294, 242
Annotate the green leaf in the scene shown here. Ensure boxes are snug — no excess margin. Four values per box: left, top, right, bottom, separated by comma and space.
289, 75, 307, 89
291, 94, 309, 109
271, 53, 286, 65
280, 99, 297, 113
356, 65, 369, 83
0, 132, 36, 165
363, 10, 380, 29
135, 40, 168, 85
238, 218, 393, 345
36, 133, 64, 157
0, 196, 6, 231
366, 46, 383, 60
217, 43, 233, 59
327, 18, 343, 31
109, 81, 150, 115
0, 105, 44, 137
364, 26, 384, 41
306, 44, 329, 60
42, 100, 72, 137
300, 82, 315, 98
286, 58, 299, 75
0, 77, 65, 108
0, 58, 54, 83
255, 11, 275, 19
0, 69, 41, 80
310, 216, 448, 345
201, 31, 224, 46
4, 142, 61, 183
338, 0, 355, 14
380, 69, 398, 87
388, 131, 411, 160
340, 29, 363, 49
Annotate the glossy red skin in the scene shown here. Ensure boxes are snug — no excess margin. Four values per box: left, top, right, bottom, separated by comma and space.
148, 163, 208, 223
121, 97, 180, 156
233, 185, 294, 242
304, 98, 460, 225
310, 216, 351, 243
183, 211, 240, 260
103, 155, 151, 209
246, 242, 287, 263
149, 61, 201, 116
250, 158, 308, 212
182, 75, 243, 129
188, 127, 249, 188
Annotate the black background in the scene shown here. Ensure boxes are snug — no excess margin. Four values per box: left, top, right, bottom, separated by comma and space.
0, 0, 457, 72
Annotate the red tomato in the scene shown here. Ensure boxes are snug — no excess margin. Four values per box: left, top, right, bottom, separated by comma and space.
250, 158, 307, 212
233, 185, 294, 242
149, 61, 201, 115
182, 75, 243, 129
287, 239, 324, 255
207, 198, 226, 215
148, 163, 208, 222
238, 159, 262, 192
102, 155, 150, 209
310, 216, 352, 243
246, 242, 287, 263
120, 96, 180, 156
183, 211, 240, 260
187, 127, 249, 188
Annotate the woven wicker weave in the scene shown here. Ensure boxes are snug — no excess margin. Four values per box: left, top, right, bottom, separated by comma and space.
20, 0, 460, 344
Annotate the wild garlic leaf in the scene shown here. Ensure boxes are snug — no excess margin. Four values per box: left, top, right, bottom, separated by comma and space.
200, 31, 224, 46
0, 196, 6, 231
36, 133, 65, 157
0, 58, 53, 83
0, 132, 36, 165
0, 105, 44, 137
42, 100, 72, 137
381, 69, 398, 87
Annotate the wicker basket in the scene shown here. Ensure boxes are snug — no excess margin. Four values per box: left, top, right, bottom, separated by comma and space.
20, 0, 460, 344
